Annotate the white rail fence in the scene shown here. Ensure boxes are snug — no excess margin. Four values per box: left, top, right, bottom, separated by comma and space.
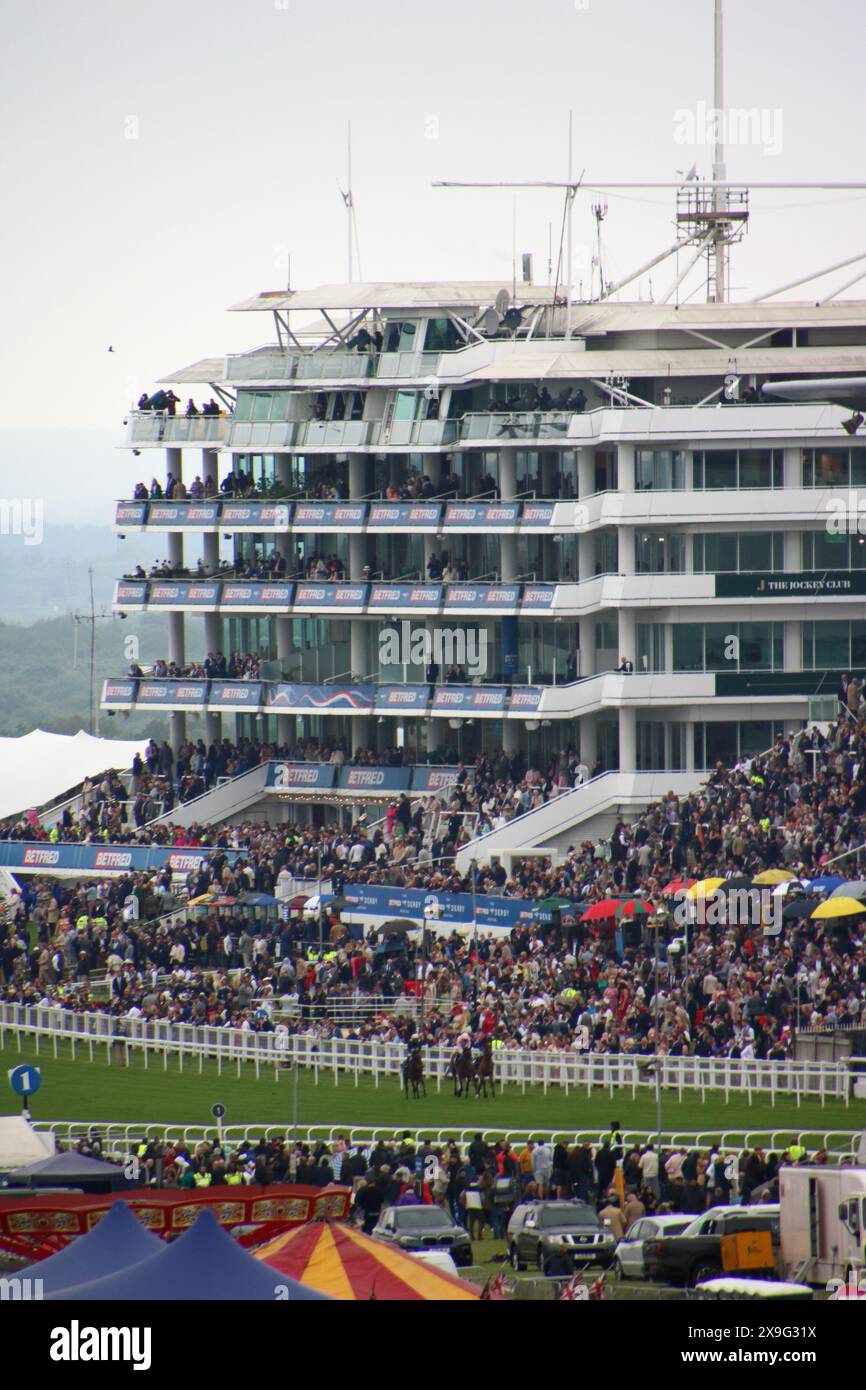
29, 1122, 864, 1164
0, 1004, 854, 1103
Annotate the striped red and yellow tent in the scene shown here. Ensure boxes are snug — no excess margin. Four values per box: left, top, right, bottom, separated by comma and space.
255, 1220, 482, 1300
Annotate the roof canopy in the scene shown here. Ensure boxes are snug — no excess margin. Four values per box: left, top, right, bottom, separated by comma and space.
229, 282, 559, 313
0, 1116, 55, 1170
51, 1208, 330, 1301
12, 1150, 132, 1189
0, 730, 148, 822
257, 1219, 481, 1300
29, 1200, 163, 1294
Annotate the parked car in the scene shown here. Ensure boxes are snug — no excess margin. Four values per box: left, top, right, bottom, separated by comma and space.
613, 1214, 692, 1279
507, 1200, 617, 1273
371, 1205, 473, 1267
644, 1204, 780, 1287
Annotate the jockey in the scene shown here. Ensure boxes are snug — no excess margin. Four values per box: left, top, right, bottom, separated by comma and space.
455, 1030, 472, 1053
406, 1032, 424, 1058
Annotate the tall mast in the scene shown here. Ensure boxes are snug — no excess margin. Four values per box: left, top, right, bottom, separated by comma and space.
347, 121, 353, 284
711, 0, 728, 301
566, 110, 573, 338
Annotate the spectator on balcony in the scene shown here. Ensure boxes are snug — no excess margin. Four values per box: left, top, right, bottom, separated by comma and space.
201, 399, 221, 416
164, 391, 180, 416
149, 478, 163, 499
566, 651, 577, 683
186, 399, 199, 416
189, 475, 204, 499
133, 481, 149, 500
137, 392, 151, 411
478, 471, 498, 499
203, 475, 218, 498
617, 656, 634, 674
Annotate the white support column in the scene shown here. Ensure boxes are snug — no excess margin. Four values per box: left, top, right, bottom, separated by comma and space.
578, 531, 596, 581
617, 443, 635, 493
201, 448, 219, 494
349, 533, 367, 579
577, 446, 595, 499
579, 712, 597, 767
618, 705, 637, 773
499, 453, 517, 501
784, 620, 800, 672
500, 536, 518, 582
783, 446, 802, 490
351, 620, 370, 679
348, 455, 366, 499
617, 525, 636, 575
685, 721, 696, 772
540, 452, 557, 497
619, 608, 637, 665
783, 528, 800, 572
578, 615, 596, 678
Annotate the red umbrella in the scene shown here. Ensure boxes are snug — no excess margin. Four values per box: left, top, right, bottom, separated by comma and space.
580, 900, 620, 922
661, 877, 696, 896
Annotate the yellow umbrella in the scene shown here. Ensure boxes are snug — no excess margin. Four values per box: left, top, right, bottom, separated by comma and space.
752, 869, 796, 886
811, 897, 865, 919
686, 877, 726, 899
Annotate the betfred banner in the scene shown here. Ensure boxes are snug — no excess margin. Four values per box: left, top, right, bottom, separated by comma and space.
410, 766, 467, 793
431, 685, 508, 713
219, 582, 294, 609
338, 766, 412, 794
444, 584, 521, 610
293, 584, 368, 609
444, 503, 520, 527
373, 684, 431, 712
148, 581, 221, 607
147, 502, 219, 526
0, 841, 239, 876
115, 502, 148, 526
521, 502, 556, 526
136, 680, 208, 707
114, 581, 147, 606
266, 763, 337, 790
521, 584, 557, 609
220, 502, 292, 528
102, 679, 138, 706
509, 687, 544, 713
265, 683, 375, 713
292, 503, 366, 528
367, 584, 442, 609
367, 503, 441, 528
208, 681, 264, 709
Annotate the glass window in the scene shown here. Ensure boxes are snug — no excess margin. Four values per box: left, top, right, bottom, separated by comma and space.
394, 391, 420, 421
704, 623, 730, 671
252, 393, 272, 421
852, 451, 866, 487
806, 621, 849, 669
739, 622, 773, 670
853, 621, 866, 667
423, 318, 461, 352
673, 625, 703, 671
813, 450, 848, 487
739, 533, 772, 571
235, 393, 253, 421
704, 451, 737, 489
739, 450, 772, 489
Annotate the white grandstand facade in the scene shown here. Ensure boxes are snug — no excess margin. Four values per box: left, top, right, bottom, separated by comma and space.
103, 277, 866, 843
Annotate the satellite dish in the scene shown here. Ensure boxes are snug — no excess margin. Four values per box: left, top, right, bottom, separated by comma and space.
479, 307, 500, 335
494, 288, 511, 317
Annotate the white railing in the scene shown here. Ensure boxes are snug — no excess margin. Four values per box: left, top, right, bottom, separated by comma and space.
30, 1121, 864, 1165
0, 1004, 851, 1101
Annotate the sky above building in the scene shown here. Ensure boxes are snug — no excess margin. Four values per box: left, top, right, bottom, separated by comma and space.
1, 0, 865, 522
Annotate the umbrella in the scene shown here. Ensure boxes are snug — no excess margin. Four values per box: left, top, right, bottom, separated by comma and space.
381, 919, 418, 935
255, 1220, 481, 1301
537, 895, 576, 911
614, 899, 653, 918
752, 869, 796, 886
783, 897, 818, 921
661, 877, 696, 896
715, 876, 754, 895
580, 900, 620, 922
803, 875, 847, 894
686, 878, 726, 900
830, 881, 866, 900
303, 894, 357, 913
811, 897, 866, 920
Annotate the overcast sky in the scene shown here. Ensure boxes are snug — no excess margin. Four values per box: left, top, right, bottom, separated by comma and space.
1, 0, 865, 522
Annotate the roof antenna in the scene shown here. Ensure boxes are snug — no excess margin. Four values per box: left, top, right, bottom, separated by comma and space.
712, 0, 728, 301
338, 121, 362, 283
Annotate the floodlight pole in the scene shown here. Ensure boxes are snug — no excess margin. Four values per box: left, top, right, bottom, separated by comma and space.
654, 913, 662, 1152
471, 858, 480, 1006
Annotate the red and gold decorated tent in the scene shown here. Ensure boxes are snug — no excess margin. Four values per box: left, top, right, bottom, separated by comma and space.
256, 1220, 482, 1300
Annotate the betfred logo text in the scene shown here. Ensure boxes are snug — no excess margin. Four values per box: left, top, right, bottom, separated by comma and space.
168, 854, 204, 872
345, 769, 385, 787
94, 850, 133, 869
23, 848, 60, 866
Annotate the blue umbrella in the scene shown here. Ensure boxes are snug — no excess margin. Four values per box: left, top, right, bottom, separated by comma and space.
803, 875, 848, 894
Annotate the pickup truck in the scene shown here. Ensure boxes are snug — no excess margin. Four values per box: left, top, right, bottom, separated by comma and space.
644, 1204, 780, 1287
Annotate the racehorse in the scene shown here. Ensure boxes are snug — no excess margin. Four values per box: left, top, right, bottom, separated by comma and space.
447, 1046, 474, 1098
474, 1038, 496, 1099
403, 1049, 426, 1099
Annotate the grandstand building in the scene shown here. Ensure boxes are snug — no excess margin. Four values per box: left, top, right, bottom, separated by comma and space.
104, 278, 866, 846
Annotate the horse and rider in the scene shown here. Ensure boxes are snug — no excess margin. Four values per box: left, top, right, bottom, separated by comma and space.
402, 1032, 427, 1099
446, 1032, 496, 1099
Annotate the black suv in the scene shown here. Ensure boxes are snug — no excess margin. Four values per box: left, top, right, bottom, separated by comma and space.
372, 1205, 473, 1267
508, 1201, 617, 1272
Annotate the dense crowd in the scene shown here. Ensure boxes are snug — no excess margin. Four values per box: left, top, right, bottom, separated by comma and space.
62, 1127, 821, 1238
1, 717, 866, 1050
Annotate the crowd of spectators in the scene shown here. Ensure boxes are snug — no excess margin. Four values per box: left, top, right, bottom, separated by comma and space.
2, 718, 866, 1051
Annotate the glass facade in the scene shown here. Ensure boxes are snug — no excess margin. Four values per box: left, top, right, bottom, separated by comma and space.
693, 532, 785, 572
673, 622, 783, 672
693, 449, 784, 490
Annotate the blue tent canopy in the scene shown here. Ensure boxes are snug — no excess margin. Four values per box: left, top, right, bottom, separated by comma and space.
11, 1149, 133, 1191
48, 1208, 331, 1301
31, 1200, 162, 1294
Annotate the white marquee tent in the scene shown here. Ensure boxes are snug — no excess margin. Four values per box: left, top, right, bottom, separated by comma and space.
0, 729, 149, 822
